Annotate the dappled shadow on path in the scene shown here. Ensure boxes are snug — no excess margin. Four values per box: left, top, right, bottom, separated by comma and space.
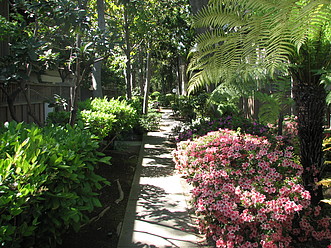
118, 109, 202, 248
136, 184, 194, 230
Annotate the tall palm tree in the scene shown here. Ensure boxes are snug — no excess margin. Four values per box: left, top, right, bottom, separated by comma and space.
188, 0, 331, 205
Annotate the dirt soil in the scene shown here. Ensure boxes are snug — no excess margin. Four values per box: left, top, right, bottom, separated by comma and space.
59, 136, 142, 248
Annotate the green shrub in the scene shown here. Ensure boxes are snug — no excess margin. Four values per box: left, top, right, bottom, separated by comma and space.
79, 110, 116, 138
176, 115, 270, 142
150, 91, 161, 101
80, 97, 139, 136
46, 111, 70, 125
163, 93, 175, 106
127, 96, 143, 115
171, 93, 211, 122
171, 95, 196, 121
0, 122, 110, 247
139, 110, 162, 132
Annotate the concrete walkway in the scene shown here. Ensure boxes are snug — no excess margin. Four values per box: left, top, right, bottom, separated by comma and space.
117, 109, 205, 248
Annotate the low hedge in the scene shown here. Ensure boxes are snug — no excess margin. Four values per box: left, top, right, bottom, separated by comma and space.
0, 122, 110, 247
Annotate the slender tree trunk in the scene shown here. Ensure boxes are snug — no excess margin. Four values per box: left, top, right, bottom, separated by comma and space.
277, 112, 284, 135
292, 78, 325, 205
92, 0, 105, 98
143, 47, 152, 115
176, 56, 181, 95
92, 61, 103, 98
69, 33, 81, 126
19, 82, 42, 126
123, 1, 132, 99
139, 47, 144, 96
0, 86, 20, 122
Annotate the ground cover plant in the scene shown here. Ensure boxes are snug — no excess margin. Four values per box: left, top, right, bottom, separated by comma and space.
0, 122, 110, 247
173, 129, 331, 247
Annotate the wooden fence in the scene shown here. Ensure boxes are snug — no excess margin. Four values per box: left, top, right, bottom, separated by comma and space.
0, 82, 72, 124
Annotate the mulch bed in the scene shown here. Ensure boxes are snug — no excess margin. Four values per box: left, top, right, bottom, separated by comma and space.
59, 136, 142, 248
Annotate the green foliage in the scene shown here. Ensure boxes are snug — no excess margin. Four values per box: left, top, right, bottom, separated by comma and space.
139, 110, 162, 132
127, 96, 143, 114
80, 97, 139, 137
46, 111, 70, 126
158, 93, 174, 107
256, 76, 294, 124
126, 96, 162, 133
318, 136, 331, 205
150, 91, 161, 100
256, 92, 281, 124
47, 97, 141, 138
209, 85, 240, 116
79, 110, 116, 139
171, 93, 211, 122
171, 95, 196, 121
317, 179, 331, 205
0, 122, 110, 247
176, 115, 270, 142
188, 0, 331, 92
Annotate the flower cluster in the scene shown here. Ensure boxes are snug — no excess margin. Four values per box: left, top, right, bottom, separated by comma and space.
175, 116, 269, 142
268, 116, 299, 151
173, 129, 330, 247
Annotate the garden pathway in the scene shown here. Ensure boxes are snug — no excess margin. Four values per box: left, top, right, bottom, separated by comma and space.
117, 108, 209, 248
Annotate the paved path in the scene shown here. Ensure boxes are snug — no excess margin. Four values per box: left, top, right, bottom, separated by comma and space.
117, 109, 205, 248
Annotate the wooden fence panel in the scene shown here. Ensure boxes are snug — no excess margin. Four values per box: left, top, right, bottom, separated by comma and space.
0, 83, 72, 124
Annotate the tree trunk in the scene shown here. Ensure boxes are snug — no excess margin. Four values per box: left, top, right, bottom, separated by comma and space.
277, 112, 284, 135
92, 0, 105, 98
92, 61, 103, 98
69, 33, 81, 126
143, 48, 151, 115
292, 79, 325, 206
176, 56, 181, 95
0, 86, 20, 122
123, 1, 132, 99
19, 82, 42, 126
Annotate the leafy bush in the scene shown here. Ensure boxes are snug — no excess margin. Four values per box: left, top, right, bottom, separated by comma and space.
80, 97, 139, 137
139, 110, 162, 132
46, 111, 70, 125
176, 115, 270, 142
79, 110, 116, 138
150, 91, 161, 101
171, 95, 196, 121
0, 122, 110, 247
159, 93, 174, 107
173, 129, 330, 247
267, 115, 299, 151
127, 96, 143, 115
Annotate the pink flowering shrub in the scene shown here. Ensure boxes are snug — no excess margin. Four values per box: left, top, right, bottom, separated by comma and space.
282, 116, 298, 138
267, 116, 299, 152
173, 129, 330, 247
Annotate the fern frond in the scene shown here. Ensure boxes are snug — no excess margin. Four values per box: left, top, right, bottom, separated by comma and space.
188, 0, 331, 92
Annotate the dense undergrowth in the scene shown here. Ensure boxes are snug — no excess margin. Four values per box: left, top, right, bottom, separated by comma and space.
0, 122, 110, 247
0, 97, 161, 247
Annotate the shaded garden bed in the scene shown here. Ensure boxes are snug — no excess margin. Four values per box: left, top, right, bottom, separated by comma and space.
59, 136, 142, 248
